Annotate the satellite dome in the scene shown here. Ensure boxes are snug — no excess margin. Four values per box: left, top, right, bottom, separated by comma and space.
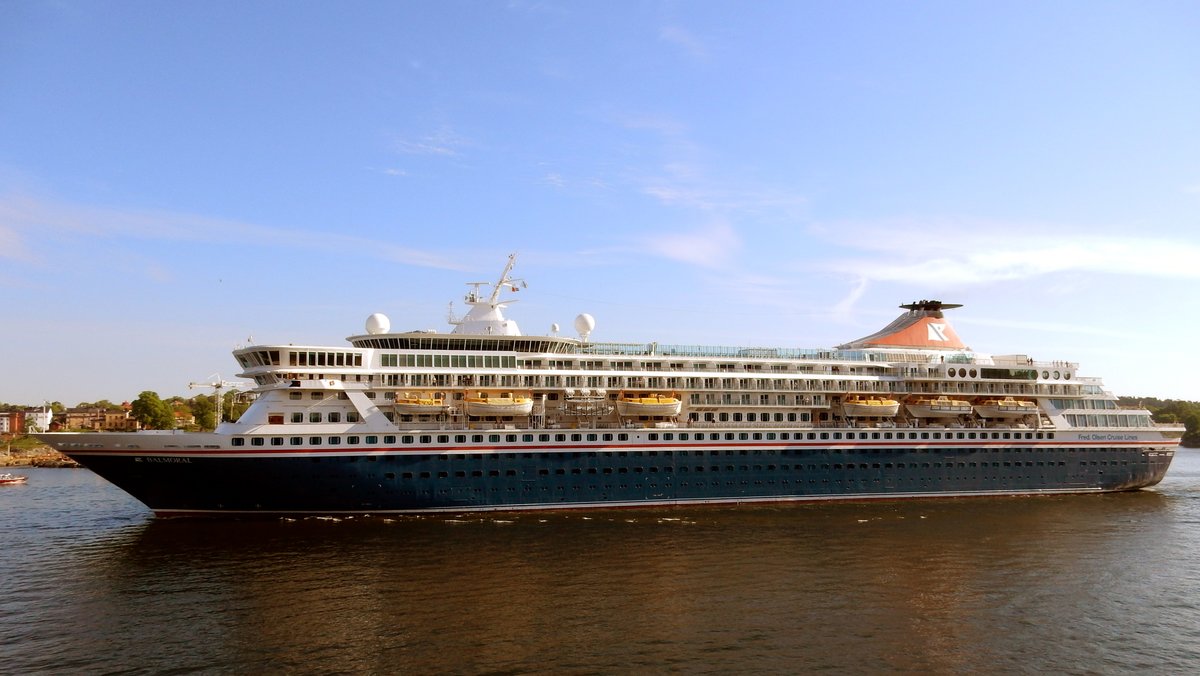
574, 313, 595, 341
365, 313, 391, 335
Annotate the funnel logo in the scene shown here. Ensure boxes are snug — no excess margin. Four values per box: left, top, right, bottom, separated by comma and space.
927, 323, 949, 341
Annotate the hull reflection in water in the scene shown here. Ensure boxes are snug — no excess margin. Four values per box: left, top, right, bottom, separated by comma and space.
10, 482, 1191, 674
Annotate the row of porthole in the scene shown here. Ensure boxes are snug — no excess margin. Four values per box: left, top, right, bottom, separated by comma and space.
945, 367, 1072, 380
384, 460, 1076, 481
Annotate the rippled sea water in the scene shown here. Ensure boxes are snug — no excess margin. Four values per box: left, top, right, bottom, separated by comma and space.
4, 451, 1200, 674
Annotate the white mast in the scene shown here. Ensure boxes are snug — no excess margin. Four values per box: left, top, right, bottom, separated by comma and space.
448, 253, 526, 335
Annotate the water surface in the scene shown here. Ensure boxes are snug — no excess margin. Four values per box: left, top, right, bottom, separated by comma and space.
4, 452, 1200, 673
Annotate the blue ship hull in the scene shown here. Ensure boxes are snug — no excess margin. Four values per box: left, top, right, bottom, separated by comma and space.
62, 438, 1175, 516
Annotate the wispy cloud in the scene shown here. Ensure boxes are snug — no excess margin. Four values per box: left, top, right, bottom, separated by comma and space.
659, 25, 708, 60
0, 192, 468, 272
641, 179, 807, 216
832, 277, 869, 321
612, 112, 690, 138
642, 220, 740, 267
0, 222, 33, 262
392, 126, 469, 157
814, 219, 1200, 284
957, 315, 1154, 341
606, 111, 807, 218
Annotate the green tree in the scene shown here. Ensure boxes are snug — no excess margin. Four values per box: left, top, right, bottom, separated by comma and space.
222, 391, 249, 423
131, 391, 175, 430
1120, 397, 1200, 448
191, 394, 217, 431
76, 399, 123, 412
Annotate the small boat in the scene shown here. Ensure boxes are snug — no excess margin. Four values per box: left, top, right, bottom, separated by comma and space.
842, 395, 901, 417
394, 392, 449, 414
616, 392, 682, 417
906, 395, 973, 418
464, 391, 534, 417
975, 397, 1038, 418
0, 473, 28, 486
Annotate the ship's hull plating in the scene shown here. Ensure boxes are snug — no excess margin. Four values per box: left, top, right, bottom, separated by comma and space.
52, 434, 1177, 517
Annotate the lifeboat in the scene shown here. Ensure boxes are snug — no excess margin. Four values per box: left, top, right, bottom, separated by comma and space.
394, 392, 449, 415
616, 392, 682, 417
975, 397, 1037, 418
464, 391, 534, 417
0, 473, 28, 486
842, 395, 901, 418
906, 395, 973, 418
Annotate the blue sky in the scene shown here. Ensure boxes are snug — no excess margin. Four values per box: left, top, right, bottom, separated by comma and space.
3, 1, 1199, 406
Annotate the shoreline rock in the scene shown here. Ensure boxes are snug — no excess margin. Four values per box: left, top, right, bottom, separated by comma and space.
1, 446, 81, 469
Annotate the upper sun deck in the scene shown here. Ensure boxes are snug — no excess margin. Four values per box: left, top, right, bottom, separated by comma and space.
234, 337, 1077, 376
233, 258, 1082, 380
346, 331, 581, 353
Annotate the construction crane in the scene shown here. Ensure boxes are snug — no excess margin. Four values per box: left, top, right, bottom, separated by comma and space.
188, 374, 240, 428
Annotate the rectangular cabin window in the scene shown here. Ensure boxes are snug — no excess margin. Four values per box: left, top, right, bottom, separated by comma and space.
290, 413, 303, 423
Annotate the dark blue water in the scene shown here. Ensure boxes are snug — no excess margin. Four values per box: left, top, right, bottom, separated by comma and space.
4, 451, 1200, 674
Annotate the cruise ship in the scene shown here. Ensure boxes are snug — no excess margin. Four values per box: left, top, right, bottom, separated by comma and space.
39, 255, 1182, 517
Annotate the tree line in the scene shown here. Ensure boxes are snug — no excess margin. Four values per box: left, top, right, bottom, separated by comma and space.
0, 392, 250, 432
